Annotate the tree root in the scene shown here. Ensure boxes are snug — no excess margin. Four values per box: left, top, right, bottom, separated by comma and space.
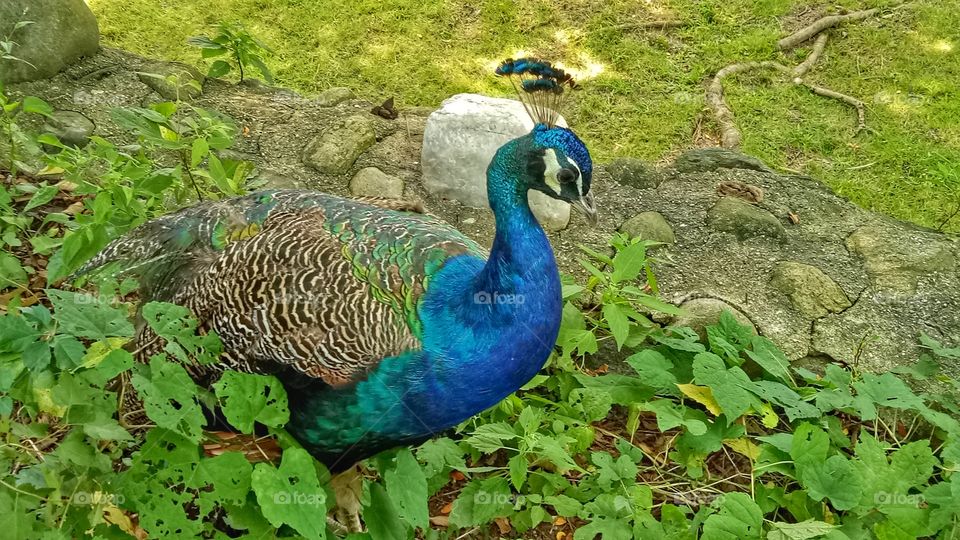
796, 80, 866, 133
777, 8, 879, 50
705, 8, 883, 148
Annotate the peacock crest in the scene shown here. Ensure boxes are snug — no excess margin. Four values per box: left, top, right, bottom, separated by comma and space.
496, 57, 575, 127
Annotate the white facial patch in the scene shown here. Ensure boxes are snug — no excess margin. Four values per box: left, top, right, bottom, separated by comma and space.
567, 157, 584, 195
542, 149, 563, 194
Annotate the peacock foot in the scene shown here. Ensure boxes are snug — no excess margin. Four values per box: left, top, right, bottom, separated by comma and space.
328, 465, 363, 533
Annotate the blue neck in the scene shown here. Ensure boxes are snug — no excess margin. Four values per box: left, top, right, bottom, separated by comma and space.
407, 141, 562, 429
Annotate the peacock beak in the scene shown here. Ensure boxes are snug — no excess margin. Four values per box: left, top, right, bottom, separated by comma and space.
571, 192, 598, 226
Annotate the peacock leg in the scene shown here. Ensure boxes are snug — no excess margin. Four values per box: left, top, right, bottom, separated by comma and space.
330, 465, 363, 532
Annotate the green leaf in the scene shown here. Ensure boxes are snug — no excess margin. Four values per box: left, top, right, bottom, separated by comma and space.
603, 303, 630, 349
142, 301, 222, 364
791, 423, 830, 472
251, 447, 327, 539
767, 520, 837, 540
21, 96, 52, 116
466, 422, 517, 452
0, 252, 28, 287
190, 137, 209, 167
23, 184, 58, 212
574, 373, 654, 405
611, 241, 646, 283
692, 352, 762, 423
625, 349, 677, 391
449, 476, 513, 528
47, 289, 134, 340
365, 482, 406, 540
213, 371, 289, 433
131, 355, 205, 442
384, 448, 428, 530
22, 341, 51, 373
208, 59, 232, 78
744, 335, 794, 385
800, 454, 863, 511
701, 492, 762, 540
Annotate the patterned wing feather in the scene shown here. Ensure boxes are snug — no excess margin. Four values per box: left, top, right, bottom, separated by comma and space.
81, 190, 485, 386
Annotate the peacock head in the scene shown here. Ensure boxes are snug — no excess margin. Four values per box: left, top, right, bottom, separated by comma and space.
496, 58, 597, 225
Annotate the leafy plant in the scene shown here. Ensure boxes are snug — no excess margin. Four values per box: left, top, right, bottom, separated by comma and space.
0, 84, 52, 178
188, 21, 274, 83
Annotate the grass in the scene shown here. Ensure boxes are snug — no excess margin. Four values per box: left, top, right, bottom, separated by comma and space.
88, 0, 960, 232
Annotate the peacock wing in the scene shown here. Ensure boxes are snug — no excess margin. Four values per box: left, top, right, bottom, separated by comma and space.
110, 190, 485, 386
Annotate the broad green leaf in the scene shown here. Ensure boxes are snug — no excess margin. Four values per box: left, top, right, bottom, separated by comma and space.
611, 241, 646, 283
384, 448, 428, 530
744, 336, 794, 385
801, 454, 863, 511
191, 137, 209, 167
626, 349, 677, 391
252, 448, 327, 539
701, 492, 762, 540
22, 96, 53, 116
767, 519, 837, 540
47, 289, 134, 340
213, 371, 289, 433
603, 303, 630, 349
23, 184, 58, 212
692, 352, 762, 424
449, 476, 513, 527
131, 356, 205, 442
466, 422, 517, 452
365, 482, 406, 540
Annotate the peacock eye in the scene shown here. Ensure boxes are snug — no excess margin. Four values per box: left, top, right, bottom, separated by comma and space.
557, 168, 577, 184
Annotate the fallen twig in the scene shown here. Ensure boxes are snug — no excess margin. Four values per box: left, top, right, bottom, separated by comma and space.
778, 8, 879, 50
706, 61, 789, 148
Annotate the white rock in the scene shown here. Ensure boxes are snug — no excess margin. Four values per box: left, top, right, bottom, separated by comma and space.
421, 94, 571, 230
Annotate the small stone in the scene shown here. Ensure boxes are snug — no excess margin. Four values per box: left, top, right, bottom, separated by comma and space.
673, 148, 773, 174
315, 87, 354, 107
42, 111, 95, 148
707, 197, 786, 241
671, 297, 756, 342
846, 223, 955, 295
605, 158, 661, 189
350, 167, 404, 198
770, 261, 851, 318
302, 115, 376, 175
138, 62, 205, 101
619, 211, 675, 244
0, 0, 99, 83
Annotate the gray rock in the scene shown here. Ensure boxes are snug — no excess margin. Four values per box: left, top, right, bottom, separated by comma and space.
303, 115, 376, 174
42, 110, 94, 148
671, 297, 756, 341
770, 261, 851, 318
606, 158, 661, 189
350, 167, 404, 198
674, 148, 774, 174
0, 0, 99, 83
619, 211, 675, 244
421, 94, 571, 231
137, 62, 205, 101
315, 87, 354, 107
846, 223, 955, 295
707, 197, 786, 241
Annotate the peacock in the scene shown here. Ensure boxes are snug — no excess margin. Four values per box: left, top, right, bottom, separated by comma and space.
76, 58, 596, 531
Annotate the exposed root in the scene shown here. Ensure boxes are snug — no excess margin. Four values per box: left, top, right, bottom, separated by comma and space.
792, 33, 829, 78
706, 7, 883, 148
706, 61, 789, 148
795, 80, 867, 133
777, 8, 879, 50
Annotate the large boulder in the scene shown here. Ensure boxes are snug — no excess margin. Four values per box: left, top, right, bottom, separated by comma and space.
0, 0, 99, 83
421, 94, 572, 231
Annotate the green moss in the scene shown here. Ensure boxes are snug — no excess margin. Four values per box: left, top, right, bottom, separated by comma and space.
91, 0, 960, 231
